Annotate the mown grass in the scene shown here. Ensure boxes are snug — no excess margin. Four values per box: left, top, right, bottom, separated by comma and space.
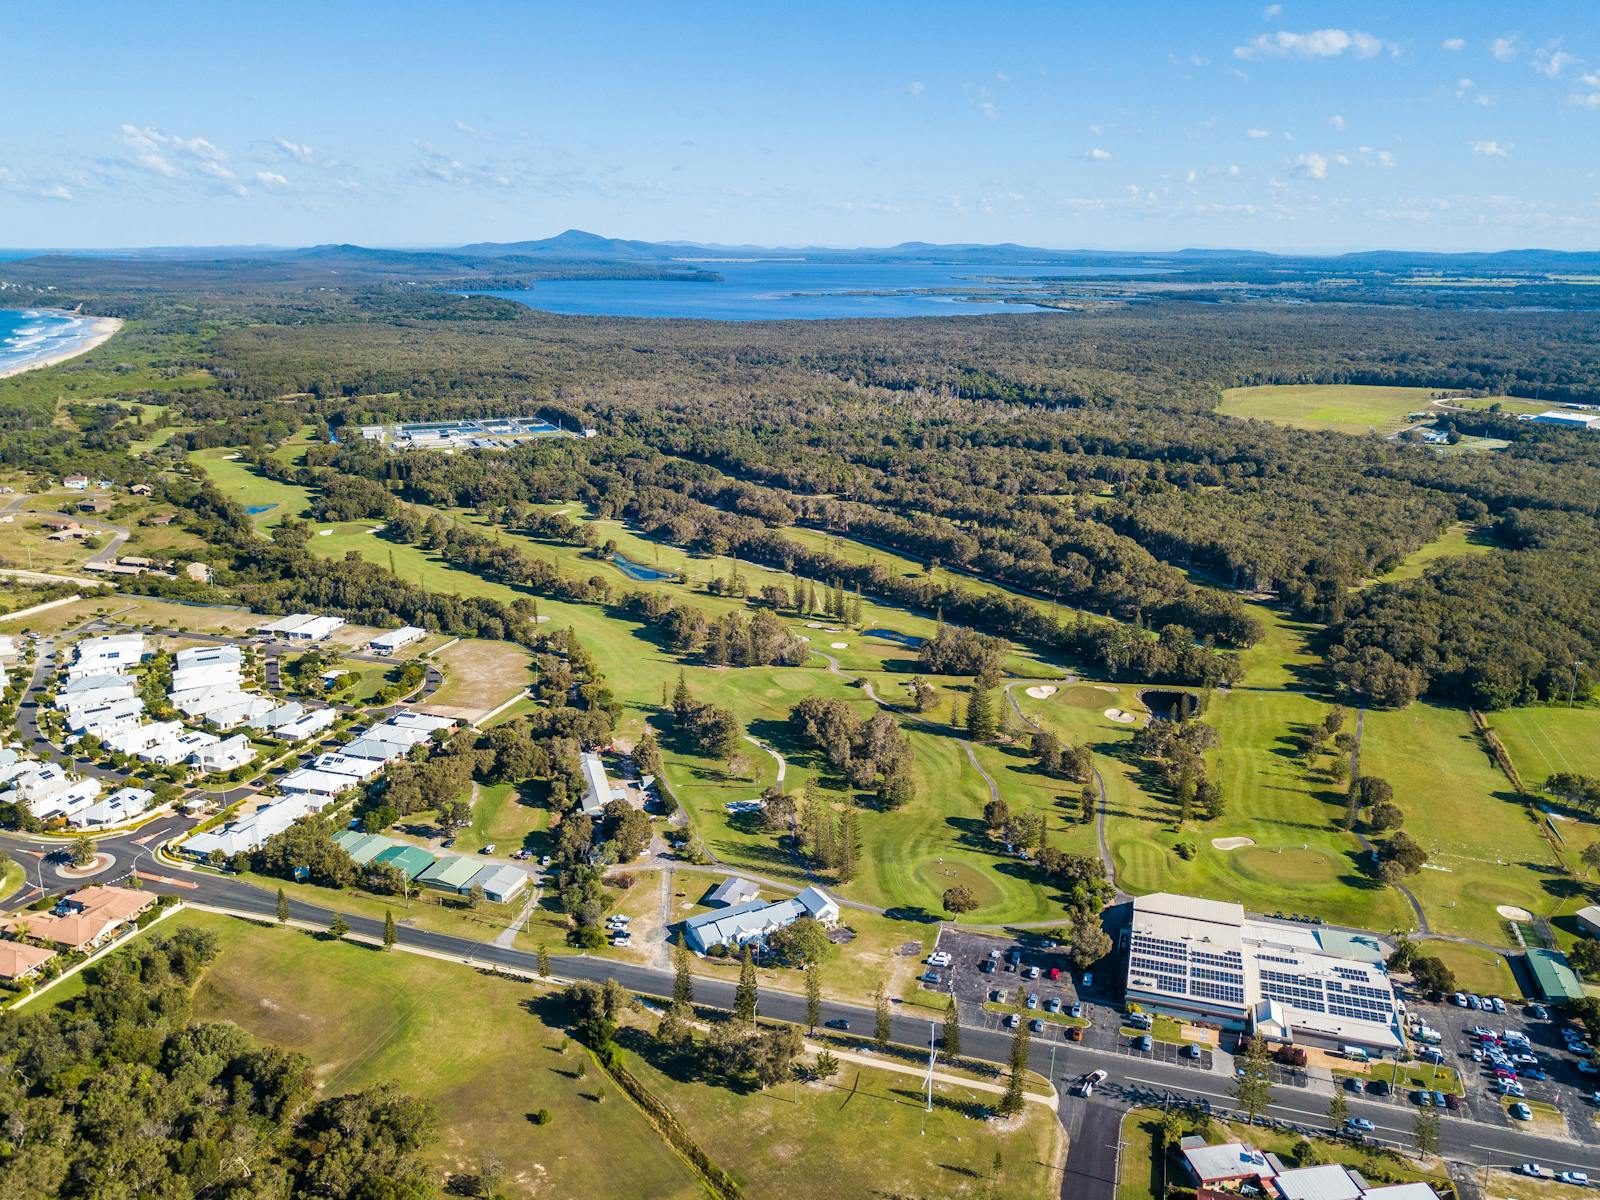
1216, 383, 1449, 434
188, 447, 313, 528
1361, 703, 1563, 944
183, 909, 704, 1200
1365, 522, 1493, 588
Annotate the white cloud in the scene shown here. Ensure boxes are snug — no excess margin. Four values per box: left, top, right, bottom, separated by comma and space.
273, 137, 315, 162
1262, 4, 1281, 18
1491, 35, 1518, 62
255, 170, 289, 189
1570, 91, 1600, 110
1471, 139, 1509, 156
1246, 128, 1270, 138
907, 80, 925, 97
1293, 151, 1329, 179
0, 167, 73, 202
1228, 163, 1241, 176
117, 125, 245, 194
1532, 44, 1579, 78
454, 120, 497, 141
1441, 37, 1466, 52
1185, 169, 1198, 184
978, 100, 998, 120
1086, 147, 1113, 161
1328, 113, 1346, 130
1234, 29, 1390, 61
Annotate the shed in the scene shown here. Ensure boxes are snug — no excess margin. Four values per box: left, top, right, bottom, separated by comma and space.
469, 863, 527, 904
1525, 947, 1586, 1003
371, 844, 437, 880
418, 855, 483, 893
707, 876, 761, 907
1576, 905, 1600, 938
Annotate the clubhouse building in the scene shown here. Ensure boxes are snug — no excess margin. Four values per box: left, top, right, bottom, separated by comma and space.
1124, 893, 1404, 1057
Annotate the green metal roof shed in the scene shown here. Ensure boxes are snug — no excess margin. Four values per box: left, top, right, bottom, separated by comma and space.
418, 854, 482, 893
371, 844, 437, 880
340, 833, 402, 865
1525, 948, 1586, 1003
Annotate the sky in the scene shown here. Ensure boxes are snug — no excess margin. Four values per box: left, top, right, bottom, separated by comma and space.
4, 1, 1599, 253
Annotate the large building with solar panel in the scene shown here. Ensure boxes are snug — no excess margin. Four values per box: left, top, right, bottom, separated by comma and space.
1124, 893, 1404, 1057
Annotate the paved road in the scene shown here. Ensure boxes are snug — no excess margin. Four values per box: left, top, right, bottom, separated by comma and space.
63, 861, 1596, 1186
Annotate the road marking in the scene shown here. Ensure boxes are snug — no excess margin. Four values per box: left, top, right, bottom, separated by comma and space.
135, 870, 197, 890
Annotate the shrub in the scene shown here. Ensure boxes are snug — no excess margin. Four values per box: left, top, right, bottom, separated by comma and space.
1174, 841, 1197, 860
528, 1108, 552, 1126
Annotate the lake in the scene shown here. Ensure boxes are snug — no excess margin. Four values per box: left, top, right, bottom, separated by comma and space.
469, 259, 1155, 321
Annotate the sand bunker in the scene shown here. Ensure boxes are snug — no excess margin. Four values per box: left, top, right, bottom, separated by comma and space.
805, 621, 823, 629
1105, 708, 1136, 724
1211, 836, 1255, 851
1497, 904, 1534, 922
830, 642, 849, 649
1095, 684, 1119, 694
1025, 685, 1059, 700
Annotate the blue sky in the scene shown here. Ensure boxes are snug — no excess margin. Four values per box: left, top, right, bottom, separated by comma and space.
4, 1, 1598, 252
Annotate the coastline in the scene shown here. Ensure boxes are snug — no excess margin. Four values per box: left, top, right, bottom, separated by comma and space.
0, 313, 124, 381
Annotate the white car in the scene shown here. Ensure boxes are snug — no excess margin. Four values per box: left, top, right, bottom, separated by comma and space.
610, 933, 632, 947
1519, 1164, 1547, 1178
1559, 1172, 1591, 1187
927, 951, 952, 968
1072, 1069, 1108, 1097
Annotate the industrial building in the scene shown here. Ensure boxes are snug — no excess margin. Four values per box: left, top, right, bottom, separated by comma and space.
1124, 893, 1404, 1057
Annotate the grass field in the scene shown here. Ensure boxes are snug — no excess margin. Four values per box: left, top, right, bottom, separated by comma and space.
0, 852, 21, 902
1426, 942, 1523, 999
184, 910, 704, 1199
1367, 522, 1494, 587
185, 909, 1059, 1200
454, 780, 550, 856
1361, 703, 1562, 944
188, 448, 313, 528
1490, 706, 1600, 788
1217, 384, 1450, 435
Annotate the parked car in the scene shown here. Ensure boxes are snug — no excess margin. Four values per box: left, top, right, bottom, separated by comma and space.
1026, 992, 1039, 1009
1026, 965, 1041, 980
1344, 1076, 1362, 1093
1491, 997, 1507, 1014
1431, 1090, 1447, 1109
979, 959, 996, 974
1008, 948, 1022, 965
1531, 1003, 1550, 1020
1510, 1102, 1533, 1121
1184, 1043, 1202, 1059
1007, 1013, 1020, 1029
1367, 1079, 1390, 1096
540, 855, 552, 867
1452, 992, 1468, 1007
1467, 994, 1483, 1009
1066, 1025, 1085, 1042
1048, 967, 1061, 981
927, 951, 952, 967
1138, 1034, 1153, 1052
1443, 1093, 1460, 1111
1519, 1164, 1548, 1178
918, 972, 941, 984
1070, 1000, 1083, 1018
1413, 1090, 1432, 1107
1082, 972, 1094, 988
1046, 996, 1062, 1013
480, 843, 496, 855
990, 989, 1005, 1003
1030, 1019, 1045, 1033
1560, 1173, 1591, 1187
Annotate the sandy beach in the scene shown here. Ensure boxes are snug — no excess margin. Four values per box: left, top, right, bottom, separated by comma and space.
0, 314, 123, 380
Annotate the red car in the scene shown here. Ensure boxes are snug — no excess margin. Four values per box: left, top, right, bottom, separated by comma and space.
1048, 967, 1061, 981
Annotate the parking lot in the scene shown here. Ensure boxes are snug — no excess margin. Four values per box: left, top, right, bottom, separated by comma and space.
1385, 985, 1600, 1142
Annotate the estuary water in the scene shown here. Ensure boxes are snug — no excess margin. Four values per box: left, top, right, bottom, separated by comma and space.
471, 259, 1155, 320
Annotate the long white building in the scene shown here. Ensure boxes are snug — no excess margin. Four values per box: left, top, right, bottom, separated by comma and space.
1124, 893, 1404, 1056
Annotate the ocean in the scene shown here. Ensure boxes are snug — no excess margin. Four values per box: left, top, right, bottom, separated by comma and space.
0, 308, 97, 376
470, 259, 1156, 321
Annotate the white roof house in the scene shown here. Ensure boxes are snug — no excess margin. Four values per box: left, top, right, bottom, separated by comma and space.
174, 644, 242, 669
59, 672, 133, 696
31, 776, 101, 821
171, 685, 246, 717
708, 876, 761, 907
69, 786, 155, 829
1531, 410, 1600, 429
311, 752, 384, 781
1273, 1164, 1366, 1200
274, 707, 338, 742
191, 734, 255, 773
170, 662, 242, 693
248, 701, 306, 731
580, 752, 613, 818
1125, 893, 1404, 1055
9, 762, 70, 804
1180, 1140, 1276, 1188
57, 681, 136, 715
183, 795, 320, 858
368, 625, 425, 654
68, 697, 144, 738
68, 634, 144, 678
386, 711, 455, 734
682, 886, 840, 954
277, 768, 356, 798
1576, 905, 1600, 938
261, 613, 346, 641
105, 720, 183, 757
204, 696, 276, 728
172, 730, 220, 757
340, 735, 411, 763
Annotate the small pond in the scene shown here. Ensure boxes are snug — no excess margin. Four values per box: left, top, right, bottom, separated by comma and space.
612, 551, 678, 582
1140, 689, 1200, 721
864, 627, 925, 648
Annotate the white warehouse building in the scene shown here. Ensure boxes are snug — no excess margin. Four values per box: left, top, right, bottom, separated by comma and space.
1124, 893, 1404, 1057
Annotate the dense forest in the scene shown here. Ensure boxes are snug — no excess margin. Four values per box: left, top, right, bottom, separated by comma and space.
4, 251, 1600, 707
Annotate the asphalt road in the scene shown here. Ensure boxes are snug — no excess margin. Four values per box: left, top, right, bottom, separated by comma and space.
87, 863, 1600, 1191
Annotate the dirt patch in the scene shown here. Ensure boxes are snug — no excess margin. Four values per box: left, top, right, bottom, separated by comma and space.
1104, 708, 1136, 724
1497, 904, 1534, 922
1025, 685, 1058, 700
1211, 836, 1256, 851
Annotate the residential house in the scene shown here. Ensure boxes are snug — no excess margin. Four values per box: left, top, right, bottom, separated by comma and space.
191, 734, 254, 773
0, 885, 154, 951
0, 941, 56, 983
129, 483, 153, 496
62, 475, 89, 490
69, 786, 155, 829
276, 768, 357, 800
310, 752, 384, 782
29, 776, 101, 822
184, 795, 319, 859
273, 707, 337, 742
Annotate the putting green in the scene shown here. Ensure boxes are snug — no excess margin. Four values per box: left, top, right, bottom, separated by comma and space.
1060, 684, 1116, 709
917, 859, 1001, 908
1230, 845, 1341, 887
